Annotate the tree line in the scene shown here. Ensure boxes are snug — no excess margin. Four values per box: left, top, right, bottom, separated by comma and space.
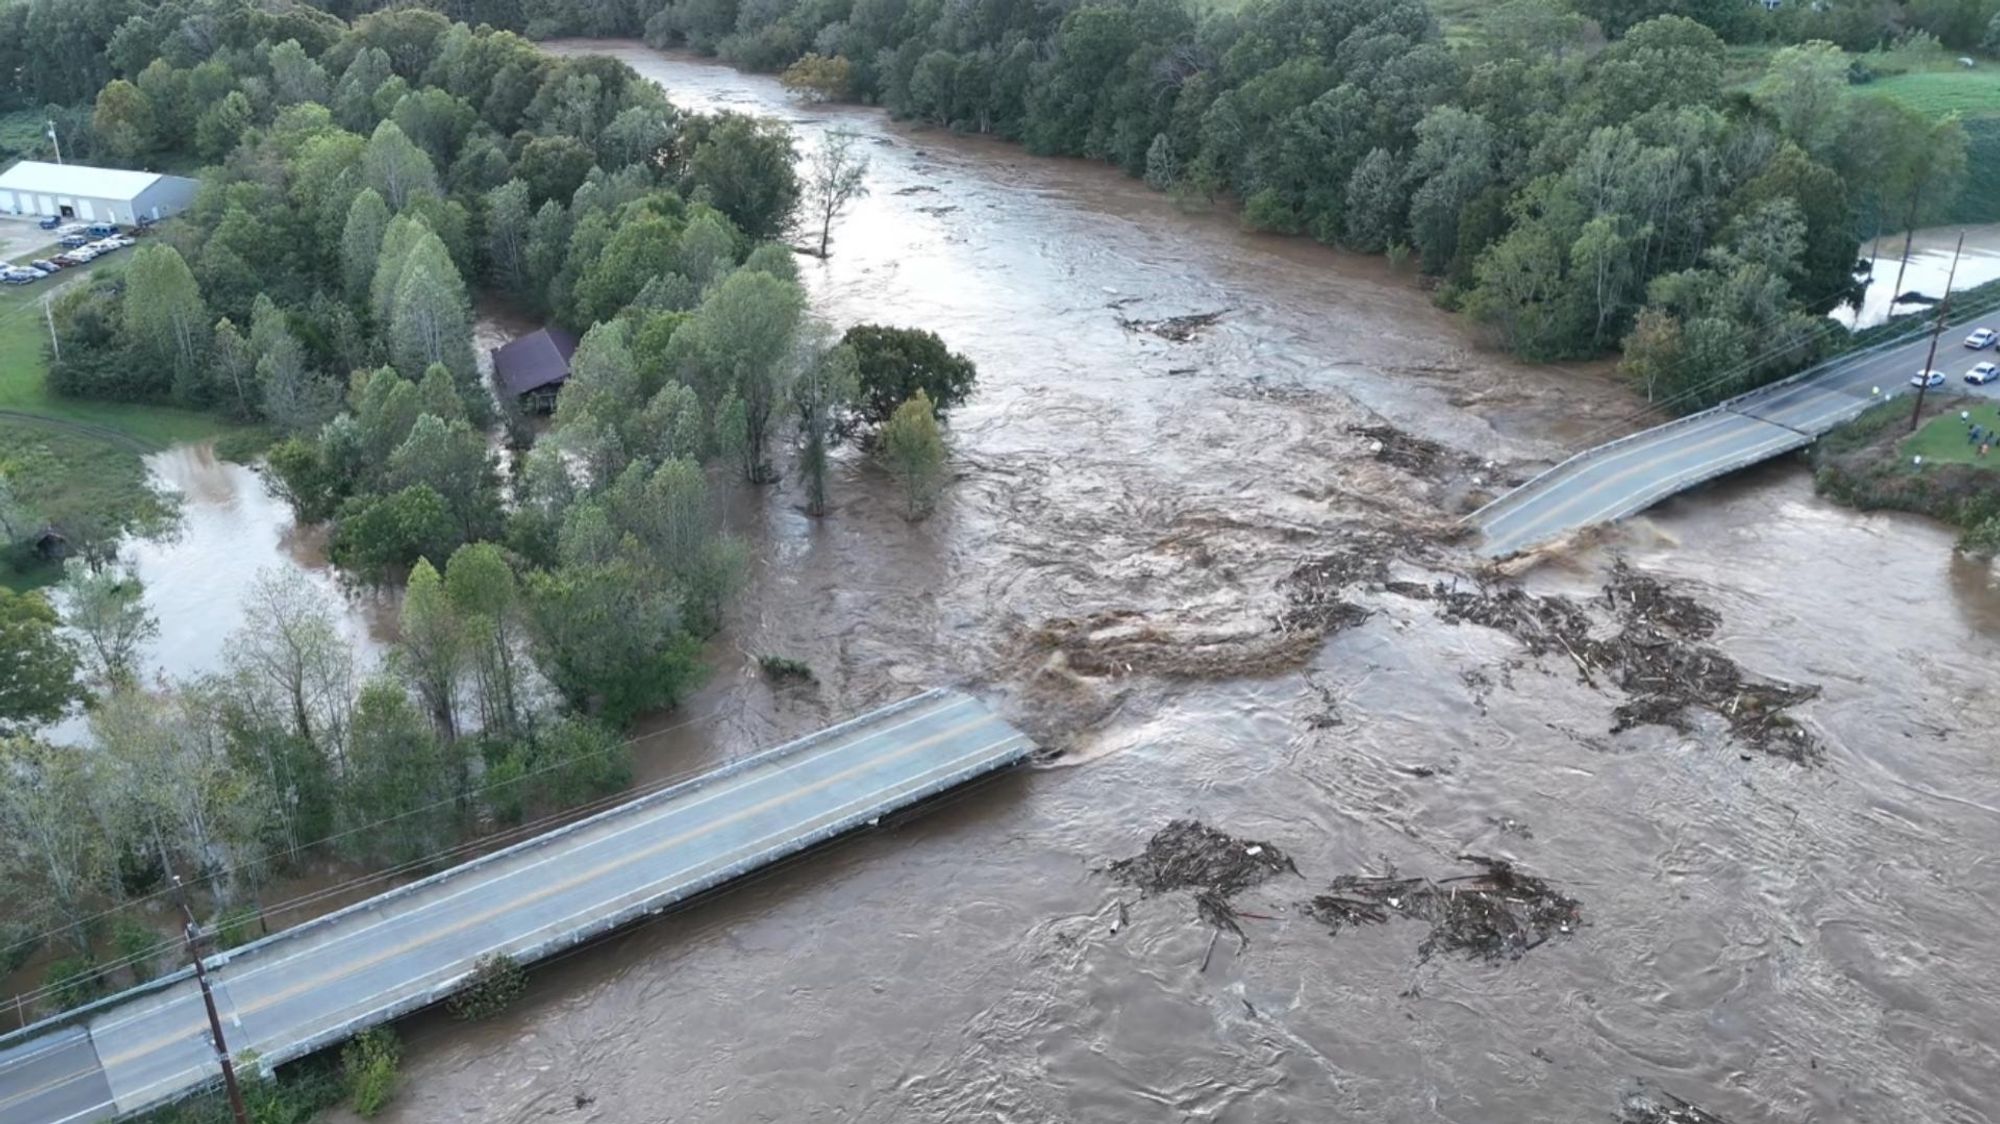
316, 0, 1974, 412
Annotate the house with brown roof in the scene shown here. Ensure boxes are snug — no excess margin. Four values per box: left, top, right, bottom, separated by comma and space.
492, 327, 578, 413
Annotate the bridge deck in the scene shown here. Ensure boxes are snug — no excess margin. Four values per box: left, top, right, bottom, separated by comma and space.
1472, 322, 2000, 557
0, 690, 1032, 1124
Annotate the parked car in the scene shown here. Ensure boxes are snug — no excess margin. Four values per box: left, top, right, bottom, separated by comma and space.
1969, 362, 2000, 385
85, 222, 119, 237
52, 252, 86, 266
0, 268, 41, 284
37, 215, 60, 230
1966, 328, 1997, 349
58, 233, 87, 248
30, 259, 61, 272
108, 236, 135, 248
1912, 369, 1947, 388
64, 247, 97, 262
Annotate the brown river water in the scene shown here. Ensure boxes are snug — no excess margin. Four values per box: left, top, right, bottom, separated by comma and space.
161, 42, 2000, 1124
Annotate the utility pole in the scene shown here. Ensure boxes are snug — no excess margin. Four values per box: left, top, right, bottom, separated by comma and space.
171, 874, 251, 1124
45, 120, 62, 165
42, 295, 58, 361
1911, 230, 1966, 433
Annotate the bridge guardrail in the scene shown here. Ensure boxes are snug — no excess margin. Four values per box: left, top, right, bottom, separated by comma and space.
1466, 302, 1999, 531
0, 689, 954, 1059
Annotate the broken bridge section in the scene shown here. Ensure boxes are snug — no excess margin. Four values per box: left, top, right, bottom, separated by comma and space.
1470, 318, 1998, 557
0, 689, 1033, 1124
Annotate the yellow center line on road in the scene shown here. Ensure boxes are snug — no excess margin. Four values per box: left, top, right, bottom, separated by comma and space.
1487, 340, 1928, 541
90, 710, 1006, 1081
1485, 412, 1744, 530
249, 731, 1031, 1080
75, 694, 976, 1055
230, 697, 972, 988
107, 731, 1031, 1117
1567, 430, 1805, 530
2, 706, 1002, 1118
1490, 414, 1794, 540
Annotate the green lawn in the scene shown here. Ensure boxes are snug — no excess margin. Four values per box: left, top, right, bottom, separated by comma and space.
1856, 68, 2000, 119
1904, 399, 2000, 465
0, 255, 236, 448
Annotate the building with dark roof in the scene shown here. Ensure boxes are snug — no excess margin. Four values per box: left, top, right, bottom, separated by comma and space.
491, 326, 578, 412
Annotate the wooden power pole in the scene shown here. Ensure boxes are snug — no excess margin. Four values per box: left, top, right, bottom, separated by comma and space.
171, 874, 251, 1124
1910, 230, 1966, 433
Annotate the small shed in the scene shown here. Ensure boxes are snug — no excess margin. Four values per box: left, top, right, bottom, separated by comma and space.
0, 161, 200, 225
492, 327, 579, 413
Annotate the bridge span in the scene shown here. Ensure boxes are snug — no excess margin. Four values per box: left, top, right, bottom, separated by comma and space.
0, 689, 1032, 1124
1472, 314, 2000, 557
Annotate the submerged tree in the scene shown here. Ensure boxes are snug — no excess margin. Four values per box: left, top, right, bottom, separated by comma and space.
58, 559, 158, 689
793, 333, 859, 516
805, 128, 870, 257
0, 588, 81, 732
880, 390, 947, 520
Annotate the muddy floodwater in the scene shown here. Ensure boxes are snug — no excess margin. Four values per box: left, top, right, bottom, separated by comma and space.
346, 44, 2000, 1124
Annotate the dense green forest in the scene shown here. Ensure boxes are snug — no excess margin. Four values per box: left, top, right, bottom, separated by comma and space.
142, 0, 1976, 409
0, 0, 969, 1028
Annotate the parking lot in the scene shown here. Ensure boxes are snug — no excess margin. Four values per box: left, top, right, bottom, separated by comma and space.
0, 218, 135, 285
0, 217, 53, 261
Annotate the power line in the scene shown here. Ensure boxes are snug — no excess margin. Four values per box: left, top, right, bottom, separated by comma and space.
0, 702, 735, 987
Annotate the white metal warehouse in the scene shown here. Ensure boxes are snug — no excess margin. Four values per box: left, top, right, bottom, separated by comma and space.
0, 161, 199, 225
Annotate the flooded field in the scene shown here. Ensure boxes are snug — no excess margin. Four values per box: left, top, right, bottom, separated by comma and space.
317, 43, 2000, 1124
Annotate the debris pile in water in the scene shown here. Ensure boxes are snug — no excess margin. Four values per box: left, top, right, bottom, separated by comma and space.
1109, 820, 1296, 936
1415, 562, 1820, 762
1618, 1085, 1732, 1124
1118, 309, 1228, 342
1302, 855, 1581, 963
1030, 609, 1327, 680
1348, 423, 1473, 479
1275, 546, 1384, 636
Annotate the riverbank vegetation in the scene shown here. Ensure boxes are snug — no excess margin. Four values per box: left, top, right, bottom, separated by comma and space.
0, 0, 980, 1034
1814, 396, 2000, 554
420, 0, 2000, 413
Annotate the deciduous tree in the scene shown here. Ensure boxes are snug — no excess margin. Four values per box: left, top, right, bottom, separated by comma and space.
880, 390, 946, 519
0, 589, 81, 732
806, 128, 869, 256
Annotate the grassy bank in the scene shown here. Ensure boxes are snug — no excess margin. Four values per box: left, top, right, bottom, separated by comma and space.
0, 245, 246, 590
0, 255, 233, 446
1813, 397, 2000, 553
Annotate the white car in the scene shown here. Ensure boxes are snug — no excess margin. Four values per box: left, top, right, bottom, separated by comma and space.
1912, 369, 1947, 388
66, 247, 97, 262
1969, 362, 2000, 385
1967, 328, 1998, 349
109, 236, 135, 248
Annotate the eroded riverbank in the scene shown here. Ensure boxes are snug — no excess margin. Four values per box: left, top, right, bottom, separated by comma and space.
334, 43, 2000, 1124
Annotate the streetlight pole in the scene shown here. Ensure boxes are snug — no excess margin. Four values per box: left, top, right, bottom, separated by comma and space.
171, 874, 251, 1124
1910, 230, 1966, 432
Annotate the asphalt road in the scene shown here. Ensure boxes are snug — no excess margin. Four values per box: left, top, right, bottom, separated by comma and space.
0, 690, 1032, 1124
1475, 327, 2000, 558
